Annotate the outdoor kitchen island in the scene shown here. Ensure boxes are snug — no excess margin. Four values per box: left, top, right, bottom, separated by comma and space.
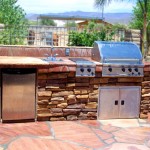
37, 65, 143, 121
0, 44, 149, 122
37, 42, 147, 121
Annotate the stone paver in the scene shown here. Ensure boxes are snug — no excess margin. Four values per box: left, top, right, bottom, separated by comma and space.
103, 143, 150, 150
78, 120, 101, 128
7, 137, 92, 150
104, 138, 116, 145
147, 140, 150, 148
92, 128, 113, 140
113, 127, 150, 144
0, 122, 51, 145
50, 121, 105, 148
0, 119, 150, 150
99, 119, 140, 127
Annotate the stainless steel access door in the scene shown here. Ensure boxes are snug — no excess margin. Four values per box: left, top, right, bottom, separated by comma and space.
98, 86, 141, 119
2, 69, 36, 121
119, 87, 140, 118
98, 87, 119, 119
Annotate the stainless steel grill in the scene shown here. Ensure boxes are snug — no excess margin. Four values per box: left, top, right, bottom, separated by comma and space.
69, 58, 95, 77
92, 41, 144, 77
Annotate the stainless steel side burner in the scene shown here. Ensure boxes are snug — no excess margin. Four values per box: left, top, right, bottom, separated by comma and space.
92, 41, 144, 77
69, 58, 96, 77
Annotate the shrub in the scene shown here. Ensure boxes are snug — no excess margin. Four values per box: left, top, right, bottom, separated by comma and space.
68, 22, 115, 47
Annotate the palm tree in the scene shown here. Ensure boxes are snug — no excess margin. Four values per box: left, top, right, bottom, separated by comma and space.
94, 0, 149, 58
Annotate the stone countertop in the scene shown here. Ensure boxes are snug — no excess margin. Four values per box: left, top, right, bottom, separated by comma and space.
0, 56, 49, 68
0, 56, 102, 71
0, 56, 149, 72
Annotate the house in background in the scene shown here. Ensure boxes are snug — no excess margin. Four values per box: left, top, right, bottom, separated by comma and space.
38, 14, 112, 28
77, 20, 112, 30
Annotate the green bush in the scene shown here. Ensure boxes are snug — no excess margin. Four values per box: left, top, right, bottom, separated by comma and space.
0, 0, 28, 45
68, 22, 116, 47
0, 25, 28, 45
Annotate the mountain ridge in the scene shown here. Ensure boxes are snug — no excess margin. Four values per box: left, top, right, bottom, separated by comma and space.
26, 11, 132, 25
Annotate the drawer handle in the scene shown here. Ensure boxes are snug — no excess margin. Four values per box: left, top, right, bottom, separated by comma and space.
121, 100, 125, 105
115, 100, 118, 105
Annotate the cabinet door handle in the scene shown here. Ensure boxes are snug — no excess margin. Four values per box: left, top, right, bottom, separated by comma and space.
115, 100, 118, 105
121, 100, 125, 105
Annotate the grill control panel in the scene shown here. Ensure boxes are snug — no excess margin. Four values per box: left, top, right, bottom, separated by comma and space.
69, 58, 96, 77
102, 65, 143, 77
76, 65, 95, 77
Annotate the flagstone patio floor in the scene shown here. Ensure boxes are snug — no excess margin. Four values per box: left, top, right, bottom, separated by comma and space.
0, 119, 150, 150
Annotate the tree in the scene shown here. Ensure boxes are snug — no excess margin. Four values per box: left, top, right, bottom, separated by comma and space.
0, 0, 28, 45
40, 18, 57, 26
94, 0, 150, 58
129, 2, 150, 56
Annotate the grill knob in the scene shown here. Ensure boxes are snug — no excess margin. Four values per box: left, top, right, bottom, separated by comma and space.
128, 68, 132, 72
80, 68, 84, 72
87, 68, 91, 72
91, 72, 94, 76
135, 68, 138, 72
108, 67, 112, 72
122, 67, 125, 72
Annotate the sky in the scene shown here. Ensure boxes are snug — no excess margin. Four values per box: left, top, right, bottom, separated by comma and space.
16, 0, 136, 14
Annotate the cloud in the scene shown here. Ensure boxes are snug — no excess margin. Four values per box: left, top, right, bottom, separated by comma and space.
17, 0, 135, 14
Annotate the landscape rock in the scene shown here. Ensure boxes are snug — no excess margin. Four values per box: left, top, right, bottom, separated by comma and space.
67, 115, 78, 121
51, 97, 64, 101
87, 112, 97, 117
78, 112, 88, 120
51, 113, 63, 117
85, 102, 97, 109
50, 117, 66, 121
76, 95, 88, 99
38, 91, 52, 97
50, 108, 62, 113
52, 91, 73, 97
67, 104, 85, 109
66, 83, 75, 87
74, 89, 89, 94
37, 113, 52, 117
47, 104, 57, 108
63, 109, 81, 116
57, 103, 68, 108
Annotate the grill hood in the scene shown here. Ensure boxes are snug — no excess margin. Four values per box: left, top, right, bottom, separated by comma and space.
92, 41, 143, 77
92, 41, 143, 65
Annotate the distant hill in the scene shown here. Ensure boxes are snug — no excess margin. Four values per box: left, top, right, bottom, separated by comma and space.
26, 11, 132, 25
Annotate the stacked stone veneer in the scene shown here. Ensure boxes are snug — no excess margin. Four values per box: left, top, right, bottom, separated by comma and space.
37, 70, 143, 121
140, 64, 150, 118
